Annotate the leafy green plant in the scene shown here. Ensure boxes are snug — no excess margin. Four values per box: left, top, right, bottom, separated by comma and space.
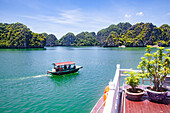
138, 45, 170, 91
125, 71, 141, 93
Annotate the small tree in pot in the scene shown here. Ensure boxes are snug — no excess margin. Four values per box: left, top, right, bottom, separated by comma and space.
138, 45, 170, 101
125, 71, 145, 100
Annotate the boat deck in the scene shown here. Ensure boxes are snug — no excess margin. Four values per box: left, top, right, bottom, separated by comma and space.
91, 90, 170, 113
91, 95, 104, 113
123, 93, 170, 113
91, 65, 170, 113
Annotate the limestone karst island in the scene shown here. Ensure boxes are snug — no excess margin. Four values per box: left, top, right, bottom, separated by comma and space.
0, 22, 169, 48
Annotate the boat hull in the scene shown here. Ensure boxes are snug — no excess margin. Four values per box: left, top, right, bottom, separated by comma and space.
47, 68, 79, 75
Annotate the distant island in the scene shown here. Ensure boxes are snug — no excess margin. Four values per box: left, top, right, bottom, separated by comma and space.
0, 22, 169, 48
0, 23, 46, 48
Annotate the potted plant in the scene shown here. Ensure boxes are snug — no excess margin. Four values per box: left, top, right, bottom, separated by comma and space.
125, 71, 145, 101
138, 45, 170, 102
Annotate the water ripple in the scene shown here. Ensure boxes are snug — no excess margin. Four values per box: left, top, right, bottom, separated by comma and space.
0, 74, 51, 81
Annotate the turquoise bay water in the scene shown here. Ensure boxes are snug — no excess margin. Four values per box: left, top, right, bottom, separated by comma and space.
0, 47, 147, 113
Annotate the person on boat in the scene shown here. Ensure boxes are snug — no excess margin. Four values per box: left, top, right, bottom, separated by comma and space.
64, 65, 67, 70
56, 66, 60, 71
73, 65, 76, 69
68, 65, 71, 70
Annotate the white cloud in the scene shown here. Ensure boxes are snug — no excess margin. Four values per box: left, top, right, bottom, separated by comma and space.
22, 9, 116, 38
136, 12, 143, 16
23, 9, 84, 25
22, 9, 114, 29
125, 14, 131, 18
167, 13, 170, 15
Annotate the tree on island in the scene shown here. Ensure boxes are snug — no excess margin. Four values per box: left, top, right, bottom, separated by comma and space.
0, 22, 169, 48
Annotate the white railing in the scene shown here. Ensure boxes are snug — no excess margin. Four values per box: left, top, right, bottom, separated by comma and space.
103, 64, 120, 113
93, 64, 169, 113
103, 64, 152, 113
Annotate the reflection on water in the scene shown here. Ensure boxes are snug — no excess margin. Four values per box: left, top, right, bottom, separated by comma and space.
49, 72, 79, 86
0, 48, 46, 51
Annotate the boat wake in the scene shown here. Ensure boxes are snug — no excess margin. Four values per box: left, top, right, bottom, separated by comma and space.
0, 74, 52, 81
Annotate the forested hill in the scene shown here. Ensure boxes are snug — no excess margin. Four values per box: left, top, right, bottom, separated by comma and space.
42, 33, 59, 46
60, 22, 170, 47
0, 22, 169, 48
59, 32, 99, 46
0, 23, 46, 48
103, 22, 170, 47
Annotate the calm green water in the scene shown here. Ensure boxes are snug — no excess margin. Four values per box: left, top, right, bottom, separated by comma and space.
0, 47, 147, 113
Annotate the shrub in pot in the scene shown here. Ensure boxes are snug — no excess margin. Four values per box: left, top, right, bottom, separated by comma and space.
138, 45, 170, 102
125, 71, 145, 101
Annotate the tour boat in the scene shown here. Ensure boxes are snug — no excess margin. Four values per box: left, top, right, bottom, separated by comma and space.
47, 61, 83, 75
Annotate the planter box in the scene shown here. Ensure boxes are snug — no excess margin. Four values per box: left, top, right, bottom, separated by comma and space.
126, 88, 145, 101
146, 87, 168, 102
163, 76, 170, 90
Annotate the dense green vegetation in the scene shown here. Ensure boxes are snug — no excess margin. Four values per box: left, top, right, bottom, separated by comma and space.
99, 22, 170, 47
74, 32, 99, 46
59, 32, 100, 46
0, 23, 46, 48
42, 33, 59, 46
97, 22, 132, 45
0, 22, 169, 48
59, 22, 169, 47
59, 32, 76, 46
119, 23, 170, 47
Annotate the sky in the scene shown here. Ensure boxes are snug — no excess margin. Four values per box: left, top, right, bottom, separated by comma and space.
0, 0, 170, 39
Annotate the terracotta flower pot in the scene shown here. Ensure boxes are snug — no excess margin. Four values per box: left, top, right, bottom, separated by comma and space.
125, 88, 145, 101
146, 87, 168, 102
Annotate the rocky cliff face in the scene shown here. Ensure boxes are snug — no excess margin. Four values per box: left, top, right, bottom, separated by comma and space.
58, 22, 169, 47
117, 22, 132, 33
159, 24, 170, 46
101, 22, 170, 47
2, 22, 168, 48
59, 32, 99, 46
0, 23, 46, 48
122, 23, 170, 47
96, 22, 132, 46
59, 33, 76, 46
75, 32, 99, 46
97, 24, 122, 45
43, 33, 59, 46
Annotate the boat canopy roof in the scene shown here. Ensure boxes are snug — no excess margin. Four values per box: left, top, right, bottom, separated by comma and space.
53, 61, 75, 66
